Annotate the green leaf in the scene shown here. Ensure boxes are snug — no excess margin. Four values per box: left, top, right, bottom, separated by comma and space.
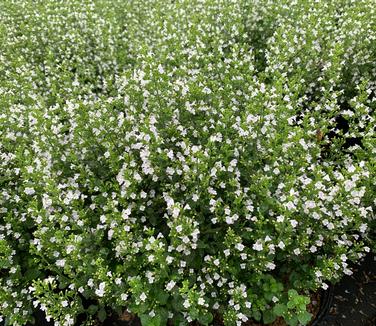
263, 310, 276, 324
98, 308, 107, 322
87, 305, 98, 315
171, 295, 183, 311
156, 291, 169, 305
264, 292, 274, 301
287, 300, 296, 309
197, 312, 213, 325
140, 314, 163, 326
297, 311, 313, 325
303, 296, 310, 305
252, 309, 262, 321
286, 315, 299, 326
58, 275, 69, 289
24, 268, 41, 281
172, 313, 188, 326
288, 289, 298, 299
273, 303, 287, 316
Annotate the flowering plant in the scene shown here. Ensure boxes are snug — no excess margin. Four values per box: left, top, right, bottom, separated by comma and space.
0, 1, 375, 326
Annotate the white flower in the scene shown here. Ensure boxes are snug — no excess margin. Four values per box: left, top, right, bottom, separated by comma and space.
266, 262, 276, 270
64, 315, 74, 326
198, 297, 205, 305
24, 187, 35, 195
290, 220, 298, 228
42, 195, 52, 208
276, 215, 284, 223
140, 292, 147, 302
360, 223, 367, 233
66, 245, 75, 254
252, 241, 263, 251
56, 259, 66, 267
202, 86, 211, 94
225, 216, 234, 224
344, 180, 355, 191
121, 293, 128, 301
95, 282, 106, 297
172, 207, 180, 218
343, 268, 353, 276
322, 283, 329, 290
278, 241, 285, 249
235, 243, 244, 251
166, 280, 176, 291
158, 64, 164, 74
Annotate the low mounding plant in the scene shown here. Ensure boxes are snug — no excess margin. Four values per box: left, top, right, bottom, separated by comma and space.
0, 0, 375, 325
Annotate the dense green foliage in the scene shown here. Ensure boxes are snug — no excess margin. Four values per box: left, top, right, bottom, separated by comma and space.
0, 1, 375, 325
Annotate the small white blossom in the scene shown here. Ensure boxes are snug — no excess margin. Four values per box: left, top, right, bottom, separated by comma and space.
139, 292, 147, 302
24, 187, 35, 195
166, 280, 176, 291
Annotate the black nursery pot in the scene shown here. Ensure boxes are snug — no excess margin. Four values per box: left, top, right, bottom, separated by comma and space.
311, 285, 334, 326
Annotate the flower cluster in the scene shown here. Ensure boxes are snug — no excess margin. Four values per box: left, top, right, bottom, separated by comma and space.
0, 1, 375, 326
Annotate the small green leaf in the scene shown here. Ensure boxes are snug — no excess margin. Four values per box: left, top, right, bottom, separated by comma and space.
286, 315, 299, 326
140, 314, 163, 326
273, 303, 287, 316
288, 289, 298, 299
197, 312, 213, 325
98, 308, 107, 322
297, 311, 313, 325
263, 310, 276, 324
287, 300, 296, 309
156, 291, 169, 305
24, 268, 41, 281
252, 310, 262, 321
87, 304, 98, 315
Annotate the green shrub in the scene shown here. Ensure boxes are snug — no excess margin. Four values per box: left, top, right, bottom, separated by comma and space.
0, 1, 375, 325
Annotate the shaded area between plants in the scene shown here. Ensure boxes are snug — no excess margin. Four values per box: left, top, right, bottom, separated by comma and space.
318, 253, 376, 326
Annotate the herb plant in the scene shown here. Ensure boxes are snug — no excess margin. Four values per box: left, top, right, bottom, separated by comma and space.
0, 1, 375, 326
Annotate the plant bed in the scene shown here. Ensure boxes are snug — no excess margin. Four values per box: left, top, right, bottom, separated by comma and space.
0, 1, 375, 326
